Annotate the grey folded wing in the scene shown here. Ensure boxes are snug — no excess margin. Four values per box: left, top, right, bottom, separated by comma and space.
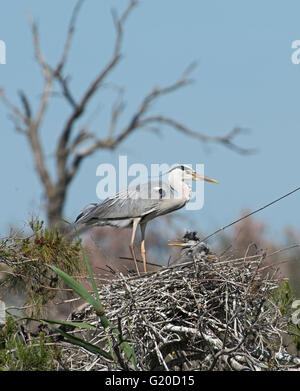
74, 181, 171, 225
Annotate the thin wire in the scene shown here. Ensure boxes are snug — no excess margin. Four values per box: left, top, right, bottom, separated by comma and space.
203, 185, 300, 242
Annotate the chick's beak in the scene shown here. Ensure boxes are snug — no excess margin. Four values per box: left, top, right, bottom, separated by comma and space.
168, 242, 186, 247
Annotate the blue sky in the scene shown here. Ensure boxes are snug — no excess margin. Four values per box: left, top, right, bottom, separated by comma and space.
1, 0, 300, 243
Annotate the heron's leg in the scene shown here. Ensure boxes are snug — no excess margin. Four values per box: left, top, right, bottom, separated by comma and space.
140, 223, 147, 273
130, 218, 140, 276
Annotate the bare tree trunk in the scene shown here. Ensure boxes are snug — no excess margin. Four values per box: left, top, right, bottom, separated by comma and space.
47, 188, 66, 230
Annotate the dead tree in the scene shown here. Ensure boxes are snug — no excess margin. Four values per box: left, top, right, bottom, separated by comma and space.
0, 0, 252, 229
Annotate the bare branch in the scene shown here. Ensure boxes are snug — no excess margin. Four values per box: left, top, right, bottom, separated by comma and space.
49, 0, 84, 109
54, 0, 85, 75
68, 128, 95, 154
33, 78, 53, 135
54, 73, 78, 109
111, 73, 193, 146
0, 17, 55, 195
139, 117, 255, 154
18, 90, 32, 122
111, 0, 137, 57
27, 14, 50, 77
27, 13, 54, 130
108, 87, 125, 139
0, 87, 27, 129
0, 16, 55, 198
66, 138, 112, 184
27, 126, 54, 195
56, 0, 137, 185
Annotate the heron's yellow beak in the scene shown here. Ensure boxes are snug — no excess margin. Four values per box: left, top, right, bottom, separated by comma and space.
192, 172, 218, 183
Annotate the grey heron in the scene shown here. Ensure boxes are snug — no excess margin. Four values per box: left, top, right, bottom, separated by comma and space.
74, 165, 218, 275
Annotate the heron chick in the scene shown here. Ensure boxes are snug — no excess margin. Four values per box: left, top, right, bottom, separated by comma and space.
168, 231, 210, 263
74, 165, 218, 275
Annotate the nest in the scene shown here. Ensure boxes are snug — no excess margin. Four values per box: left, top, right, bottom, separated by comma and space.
57, 245, 300, 371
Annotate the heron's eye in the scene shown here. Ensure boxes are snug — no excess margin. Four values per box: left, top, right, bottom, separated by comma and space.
180, 165, 185, 171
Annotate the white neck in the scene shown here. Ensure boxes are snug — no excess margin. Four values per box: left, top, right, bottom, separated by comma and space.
168, 170, 192, 201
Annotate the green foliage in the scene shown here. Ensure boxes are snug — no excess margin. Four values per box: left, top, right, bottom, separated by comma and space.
271, 281, 294, 315
290, 300, 300, 351
0, 220, 84, 318
0, 317, 61, 371
290, 323, 300, 352
271, 281, 300, 351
